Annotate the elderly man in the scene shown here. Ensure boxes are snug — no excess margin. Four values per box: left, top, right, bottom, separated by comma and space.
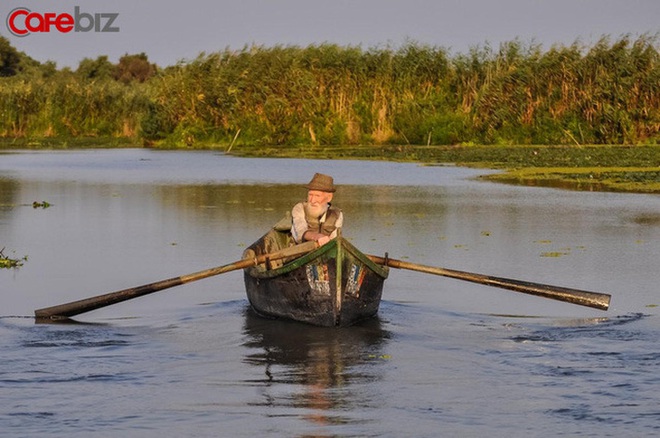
291, 173, 343, 246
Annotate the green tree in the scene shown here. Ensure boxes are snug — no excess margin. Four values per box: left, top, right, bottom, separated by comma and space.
113, 53, 157, 83
77, 56, 115, 80
0, 36, 21, 77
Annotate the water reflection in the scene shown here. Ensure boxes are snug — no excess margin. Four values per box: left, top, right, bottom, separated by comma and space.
152, 183, 445, 233
0, 178, 18, 208
241, 309, 390, 429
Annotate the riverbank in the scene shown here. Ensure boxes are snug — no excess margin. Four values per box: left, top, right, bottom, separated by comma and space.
226, 143, 660, 194
1, 141, 658, 193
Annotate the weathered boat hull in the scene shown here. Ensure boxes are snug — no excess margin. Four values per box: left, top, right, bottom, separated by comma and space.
243, 231, 389, 327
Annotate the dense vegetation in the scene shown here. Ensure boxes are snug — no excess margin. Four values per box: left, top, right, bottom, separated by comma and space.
1, 34, 658, 148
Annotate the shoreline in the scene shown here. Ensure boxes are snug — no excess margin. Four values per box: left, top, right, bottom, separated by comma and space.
1, 141, 658, 194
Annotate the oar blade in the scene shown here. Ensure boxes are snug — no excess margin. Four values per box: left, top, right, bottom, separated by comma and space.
475, 274, 611, 310
368, 255, 611, 311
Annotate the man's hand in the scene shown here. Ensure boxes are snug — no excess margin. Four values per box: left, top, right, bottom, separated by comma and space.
303, 231, 331, 246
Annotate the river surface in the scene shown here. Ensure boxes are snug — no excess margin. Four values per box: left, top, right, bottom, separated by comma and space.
1, 149, 659, 437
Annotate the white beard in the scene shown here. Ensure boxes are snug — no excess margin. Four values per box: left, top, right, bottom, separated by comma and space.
304, 202, 327, 219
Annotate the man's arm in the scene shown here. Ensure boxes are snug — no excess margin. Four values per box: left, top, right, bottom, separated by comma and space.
291, 202, 308, 243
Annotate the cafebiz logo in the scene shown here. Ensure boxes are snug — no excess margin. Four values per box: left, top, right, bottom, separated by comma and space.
6, 6, 119, 37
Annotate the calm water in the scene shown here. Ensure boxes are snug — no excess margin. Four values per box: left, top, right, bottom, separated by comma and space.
1, 149, 659, 437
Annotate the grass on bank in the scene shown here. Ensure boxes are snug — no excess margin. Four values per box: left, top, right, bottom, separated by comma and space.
227, 143, 660, 194
0, 137, 137, 149
482, 167, 660, 193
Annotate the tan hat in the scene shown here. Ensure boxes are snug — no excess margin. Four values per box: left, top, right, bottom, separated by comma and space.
305, 173, 336, 192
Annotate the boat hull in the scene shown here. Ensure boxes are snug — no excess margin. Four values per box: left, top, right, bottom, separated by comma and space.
243, 232, 389, 327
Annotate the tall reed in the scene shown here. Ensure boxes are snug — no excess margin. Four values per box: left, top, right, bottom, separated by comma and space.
0, 35, 658, 147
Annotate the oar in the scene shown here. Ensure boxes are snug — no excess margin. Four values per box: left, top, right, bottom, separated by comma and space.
35, 241, 319, 320
367, 255, 611, 310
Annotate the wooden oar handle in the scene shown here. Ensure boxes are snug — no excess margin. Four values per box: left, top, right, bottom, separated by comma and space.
35, 241, 319, 320
368, 255, 611, 311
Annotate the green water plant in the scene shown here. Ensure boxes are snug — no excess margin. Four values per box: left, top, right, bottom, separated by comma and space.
32, 200, 52, 209
0, 247, 27, 269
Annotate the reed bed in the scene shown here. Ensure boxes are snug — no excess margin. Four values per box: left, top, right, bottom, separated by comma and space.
1, 35, 658, 148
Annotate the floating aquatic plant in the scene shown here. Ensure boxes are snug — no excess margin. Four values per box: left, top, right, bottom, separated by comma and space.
0, 247, 28, 269
32, 201, 52, 209
540, 251, 570, 258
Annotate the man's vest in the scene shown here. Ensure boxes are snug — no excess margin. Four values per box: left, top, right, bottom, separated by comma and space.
306, 205, 341, 236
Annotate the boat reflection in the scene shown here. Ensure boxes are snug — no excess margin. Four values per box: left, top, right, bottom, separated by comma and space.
241, 308, 390, 428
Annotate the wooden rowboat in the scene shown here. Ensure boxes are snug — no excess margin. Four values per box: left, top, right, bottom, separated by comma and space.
243, 229, 389, 327
33, 220, 609, 323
